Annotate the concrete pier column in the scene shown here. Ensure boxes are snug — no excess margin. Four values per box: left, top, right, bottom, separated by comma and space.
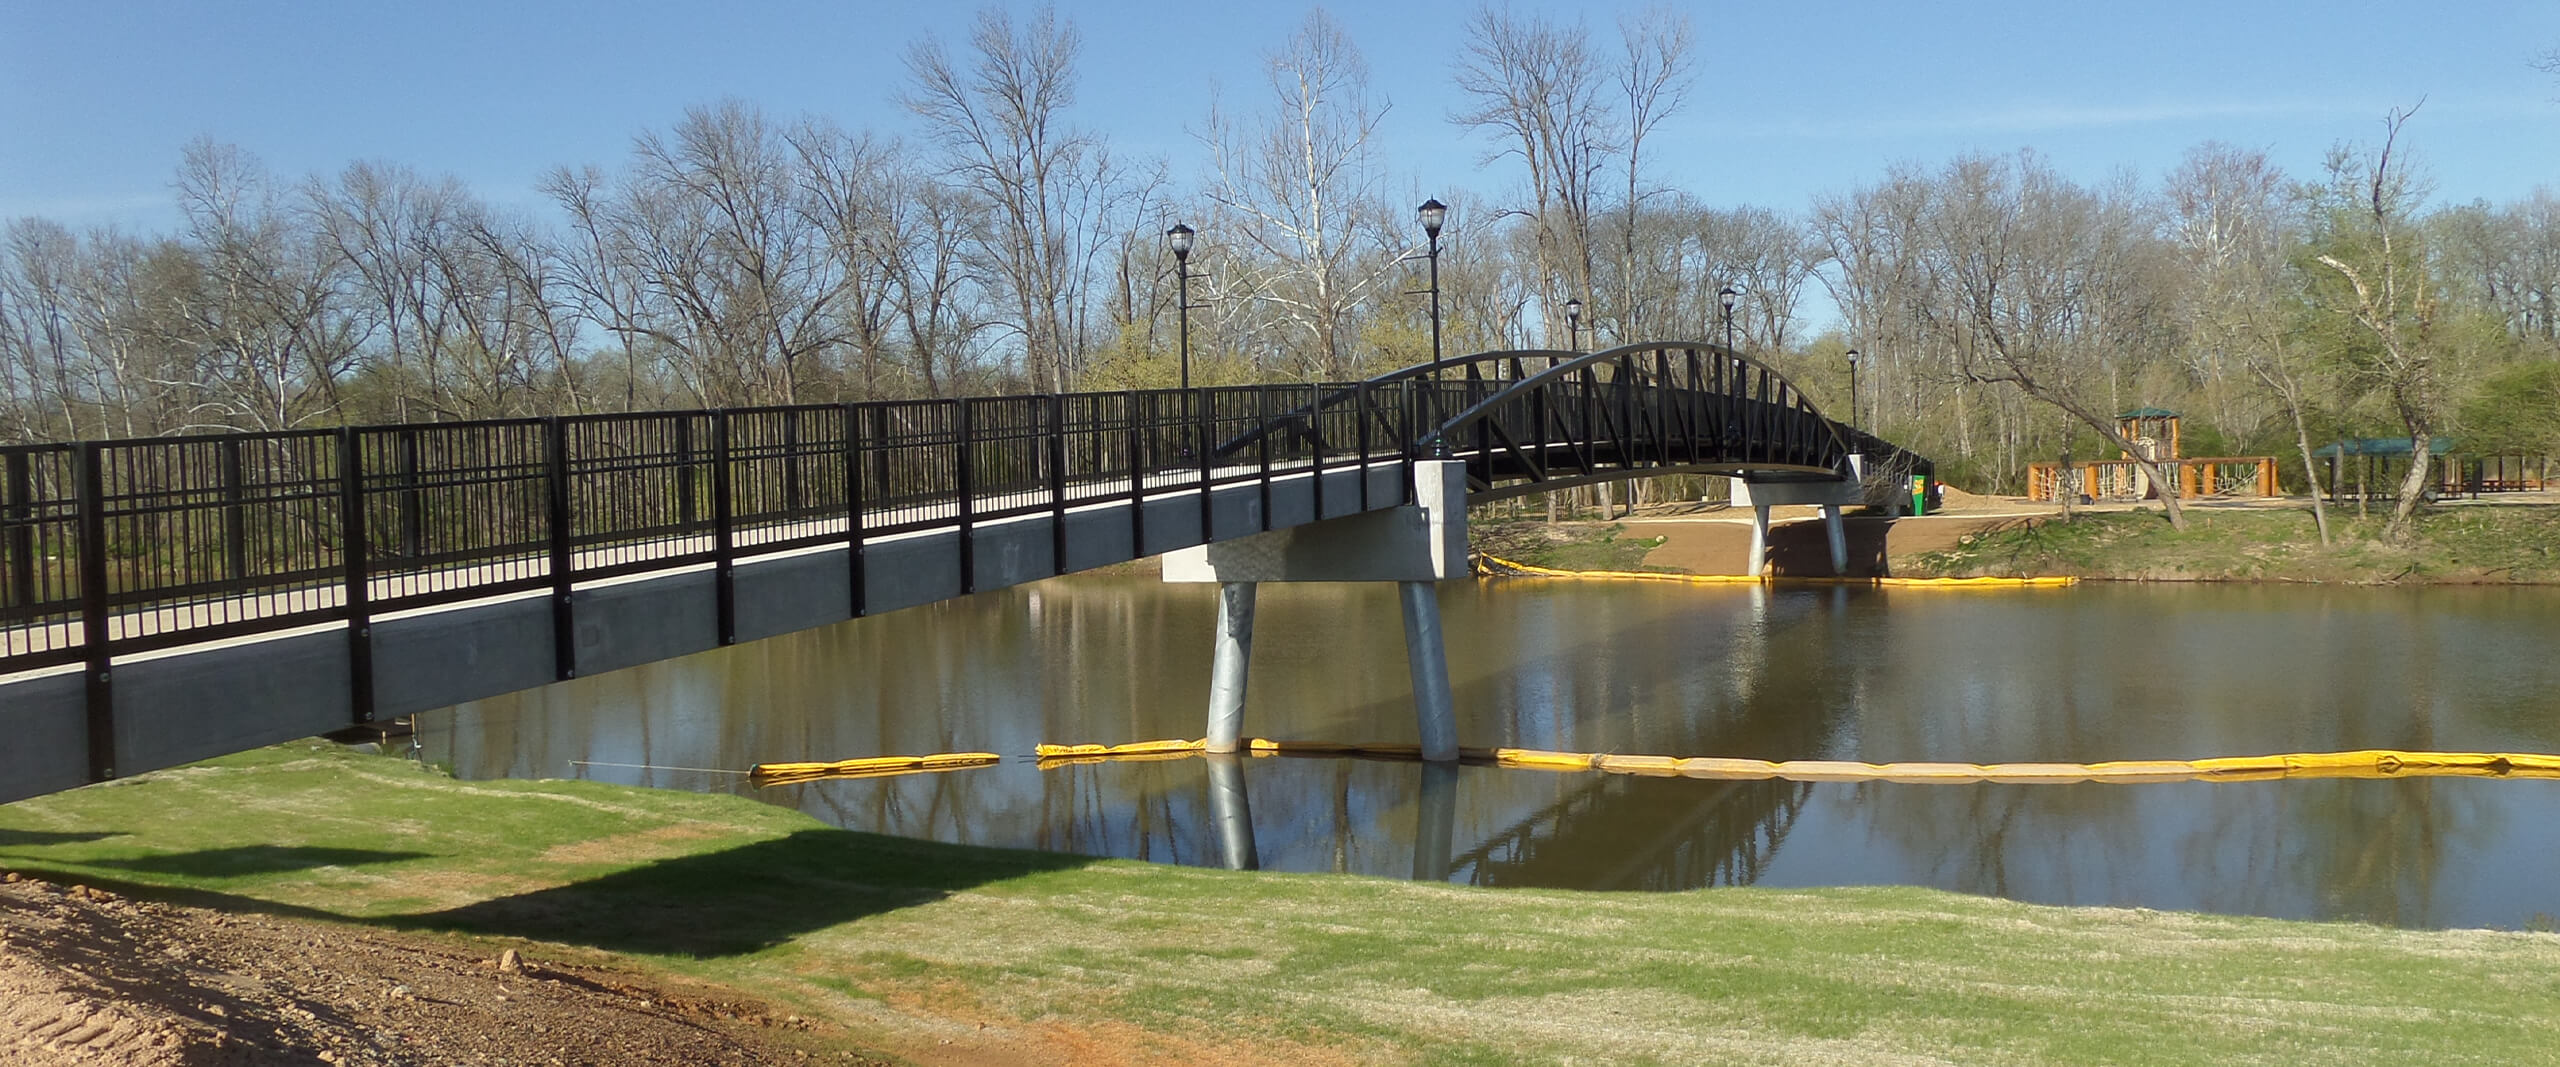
1412, 761, 1458, 881
1204, 754, 1259, 871
1398, 580, 1459, 762
1746, 503, 1773, 577
1205, 581, 1257, 752
1822, 503, 1849, 576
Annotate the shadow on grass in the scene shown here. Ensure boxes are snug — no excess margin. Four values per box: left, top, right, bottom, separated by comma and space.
0, 828, 124, 846
399, 827, 1095, 957
90, 845, 433, 878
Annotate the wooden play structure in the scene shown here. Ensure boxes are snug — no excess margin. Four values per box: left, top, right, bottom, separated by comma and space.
2025, 409, 2278, 503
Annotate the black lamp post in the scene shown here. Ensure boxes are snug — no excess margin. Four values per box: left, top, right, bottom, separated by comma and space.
1717, 285, 1738, 355
1846, 347, 1861, 430
1417, 199, 1447, 381
1564, 297, 1584, 353
1166, 223, 1197, 390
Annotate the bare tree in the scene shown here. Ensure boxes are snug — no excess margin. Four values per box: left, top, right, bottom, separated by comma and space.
2303, 107, 2442, 539
170, 139, 360, 432
1451, 7, 1613, 344
2164, 142, 2330, 542
1199, 9, 1401, 378
904, 7, 1094, 392
1607, 7, 1694, 343
1921, 153, 2190, 527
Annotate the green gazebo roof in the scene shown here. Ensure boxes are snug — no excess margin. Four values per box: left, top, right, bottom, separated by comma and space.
2312, 437, 2463, 458
2116, 407, 2181, 419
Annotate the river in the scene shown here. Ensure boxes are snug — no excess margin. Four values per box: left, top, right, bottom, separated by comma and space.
419, 576, 2560, 930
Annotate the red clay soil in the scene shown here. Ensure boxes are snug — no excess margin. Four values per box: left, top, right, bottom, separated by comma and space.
0, 871, 866, 1066
1618, 494, 2056, 577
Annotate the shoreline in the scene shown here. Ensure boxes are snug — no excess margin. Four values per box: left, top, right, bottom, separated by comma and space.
6, 743, 2560, 1064
1475, 495, 2560, 587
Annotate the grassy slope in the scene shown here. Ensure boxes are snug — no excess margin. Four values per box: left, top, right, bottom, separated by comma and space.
1900, 505, 2560, 583
1473, 521, 1673, 573
6, 744, 2560, 1064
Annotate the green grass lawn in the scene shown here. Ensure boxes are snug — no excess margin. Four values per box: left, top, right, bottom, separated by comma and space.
1474, 521, 1674, 573
6, 743, 2560, 1064
1904, 503, 2560, 583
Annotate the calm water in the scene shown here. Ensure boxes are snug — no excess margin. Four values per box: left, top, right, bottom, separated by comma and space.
420, 578, 2560, 930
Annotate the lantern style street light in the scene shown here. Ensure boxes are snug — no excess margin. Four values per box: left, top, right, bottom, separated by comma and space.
1846, 347, 1861, 430
1416, 199, 1447, 381
1564, 297, 1584, 353
1717, 285, 1739, 355
1166, 223, 1199, 390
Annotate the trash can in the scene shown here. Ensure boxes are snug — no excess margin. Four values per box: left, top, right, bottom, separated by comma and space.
1910, 475, 1929, 516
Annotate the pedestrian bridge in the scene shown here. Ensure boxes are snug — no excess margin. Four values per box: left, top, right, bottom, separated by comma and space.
0, 341, 1930, 803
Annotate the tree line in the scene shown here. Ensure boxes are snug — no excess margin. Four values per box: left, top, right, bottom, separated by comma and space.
3, 6, 2556, 537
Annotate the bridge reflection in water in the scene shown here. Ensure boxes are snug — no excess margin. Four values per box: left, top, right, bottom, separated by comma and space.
424, 578, 2560, 927
428, 576, 1863, 894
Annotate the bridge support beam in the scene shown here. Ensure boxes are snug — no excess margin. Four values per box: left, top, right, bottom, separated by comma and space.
1745, 504, 1772, 578
1166, 461, 1468, 761
1205, 582, 1257, 752
1822, 503, 1849, 576
1733, 456, 1867, 578
1399, 580, 1459, 762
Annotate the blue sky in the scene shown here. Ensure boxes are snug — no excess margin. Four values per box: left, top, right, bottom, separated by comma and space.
7, 0, 2560, 233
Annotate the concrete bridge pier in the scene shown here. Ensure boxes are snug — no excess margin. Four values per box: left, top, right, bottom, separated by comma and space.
1398, 581, 1459, 762
1166, 461, 1469, 762
1204, 582, 1257, 752
1733, 455, 1867, 578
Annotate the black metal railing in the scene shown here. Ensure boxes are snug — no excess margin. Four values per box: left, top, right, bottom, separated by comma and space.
2, 349, 1932, 679
5, 344, 1933, 782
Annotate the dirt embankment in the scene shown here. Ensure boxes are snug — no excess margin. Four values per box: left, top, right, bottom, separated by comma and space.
1597, 489, 2057, 577
0, 871, 862, 1066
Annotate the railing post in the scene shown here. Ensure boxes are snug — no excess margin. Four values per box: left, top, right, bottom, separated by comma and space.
783, 407, 806, 514
1049, 393, 1071, 574
7, 449, 39, 611
1655, 349, 1673, 465
1307, 387, 1327, 520
1197, 388, 1215, 544
711, 410, 738, 644
1126, 391, 1147, 558
395, 427, 422, 559
1399, 380, 1418, 505
544, 417, 577, 680
674, 417, 698, 526
843, 404, 866, 617
867, 406, 892, 517
337, 427, 375, 724
1579, 368, 1597, 480
1256, 385, 1272, 532
218, 438, 248, 581
1618, 354, 1636, 472
76, 442, 115, 782
1531, 380, 1550, 483
1354, 380, 1371, 512
1681, 348, 1700, 464
954, 399, 977, 595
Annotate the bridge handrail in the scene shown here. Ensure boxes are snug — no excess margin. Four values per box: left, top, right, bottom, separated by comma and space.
3, 356, 1932, 685
1425, 341, 1848, 461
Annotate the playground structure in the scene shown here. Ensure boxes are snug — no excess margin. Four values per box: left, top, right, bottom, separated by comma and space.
2025, 409, 2276, 503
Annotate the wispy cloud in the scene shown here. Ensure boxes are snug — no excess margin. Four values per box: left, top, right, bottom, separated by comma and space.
0, 192, 174, 228
1730, 99, 2384, 140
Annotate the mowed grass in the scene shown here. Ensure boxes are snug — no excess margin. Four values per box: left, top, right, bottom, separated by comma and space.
7, 744, 2560, 1064
1904, 503, 2560, 583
